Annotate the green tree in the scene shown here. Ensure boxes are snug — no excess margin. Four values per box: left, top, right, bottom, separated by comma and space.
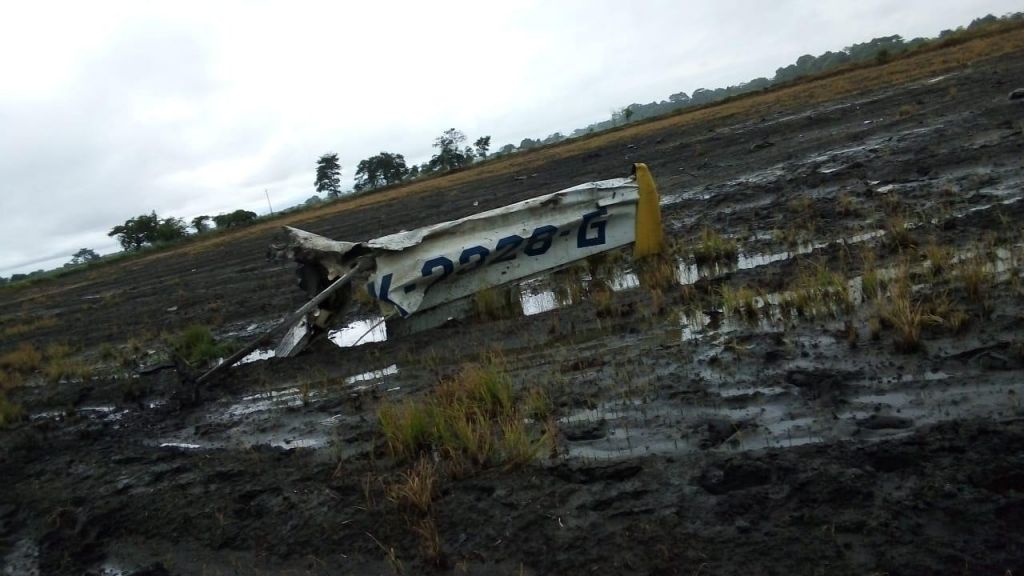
70, 248, 99, 265
213, 209, 258, 229
428, 128, 471, 172
108, 212, 159, 251
191, 215, 212, 234
315, 152, 342, 197
354, 152, 409, 191
153, 217, 188, 243
108, 212, 187, 251
473, 136, 491, 158
668, 91, 690, 104
542, 132, 565, 144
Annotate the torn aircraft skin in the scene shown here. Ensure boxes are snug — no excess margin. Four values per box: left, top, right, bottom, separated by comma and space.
270, 164, 662, 358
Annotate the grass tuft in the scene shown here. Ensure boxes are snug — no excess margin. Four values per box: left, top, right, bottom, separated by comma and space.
923, 241, 953, 279
693, 227, 739, 265
897, 104, 918, 118
636, 253, 678, 291
1, 317, 57, 339
0, 392, 25, 428
926, 293, 970, 334
43, 358, 93, 383
168, 325, 232, 367
473, 287, 519, 321
377, 358, 552, 472
412, 516, 445, 567
959, 253, 993, 306
787, 196, 815, 217
524, 387, 553, 422
880, 281, 941, 353
378, 400, 436, 461
387, 457, 438, 514
884, 215, 915, 251
589, 281, 618, 317
0, 343, 43, 374
783, 262, 852, 318
0, 370, 23, 390
860, 249, 882, 301
719, 285, 760, 321
837, 192, 858, 216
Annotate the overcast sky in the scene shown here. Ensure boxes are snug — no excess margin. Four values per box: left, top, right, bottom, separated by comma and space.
1, 0, 1019, 276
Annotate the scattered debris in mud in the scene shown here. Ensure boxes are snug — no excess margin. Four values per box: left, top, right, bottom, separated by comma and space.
4, 41, 1024, 576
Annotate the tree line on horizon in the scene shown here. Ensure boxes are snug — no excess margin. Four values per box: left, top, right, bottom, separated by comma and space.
313, 128, 492, 198
313, 11, 1024, 194
566, 12, 1023, 138
0, 205, 264, 285
30, 128, 492, 280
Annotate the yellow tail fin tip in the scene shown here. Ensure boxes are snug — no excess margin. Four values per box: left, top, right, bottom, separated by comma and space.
633, 163, 664, 259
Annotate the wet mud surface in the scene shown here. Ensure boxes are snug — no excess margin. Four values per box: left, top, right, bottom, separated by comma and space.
3, 47, 1024, 575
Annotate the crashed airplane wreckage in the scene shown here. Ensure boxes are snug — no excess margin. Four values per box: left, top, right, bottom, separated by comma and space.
195, 163, 663, 384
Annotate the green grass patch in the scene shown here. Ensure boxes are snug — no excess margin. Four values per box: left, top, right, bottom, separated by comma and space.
0, 343, 43, 373
1, 317, 58, 339
719, 285, 760, 321
377, 359, 553, 472
472, 287, 520, 321
693, 228, 739, 265
0, 392, 25, 428
783, 261, 853, 318
168, 325, 233, 367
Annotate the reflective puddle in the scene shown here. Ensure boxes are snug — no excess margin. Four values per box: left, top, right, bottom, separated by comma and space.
329, 316, 387, 347
233, 315, 390, 366
345, 363, 399, 388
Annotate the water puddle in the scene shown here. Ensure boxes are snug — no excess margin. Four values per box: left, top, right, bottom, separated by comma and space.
231, 315, 391, 366
221, 386, 313, 419
158, 442, 203, 450
329, 316, 388, 347
268, 436, 326, 450
519, 280, 561, 316
345, 363, 400, 388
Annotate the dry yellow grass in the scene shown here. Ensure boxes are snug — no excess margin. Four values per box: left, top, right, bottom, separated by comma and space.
0, 343, 43, 373
0, 392, 25, 428
1, 317, 57, 339
386, 457, 438, 514
377, 358, 552, 471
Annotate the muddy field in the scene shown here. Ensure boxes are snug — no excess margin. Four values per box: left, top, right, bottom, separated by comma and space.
3, 37, 1024, 575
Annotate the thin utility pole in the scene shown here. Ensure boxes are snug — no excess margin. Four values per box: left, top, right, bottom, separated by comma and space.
265, 189, 274, 215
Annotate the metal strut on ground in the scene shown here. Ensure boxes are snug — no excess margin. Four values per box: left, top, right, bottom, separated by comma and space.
194, 258, 370, 385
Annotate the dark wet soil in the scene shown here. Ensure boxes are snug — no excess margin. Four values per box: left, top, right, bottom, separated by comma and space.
3, 43, 1024, 575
